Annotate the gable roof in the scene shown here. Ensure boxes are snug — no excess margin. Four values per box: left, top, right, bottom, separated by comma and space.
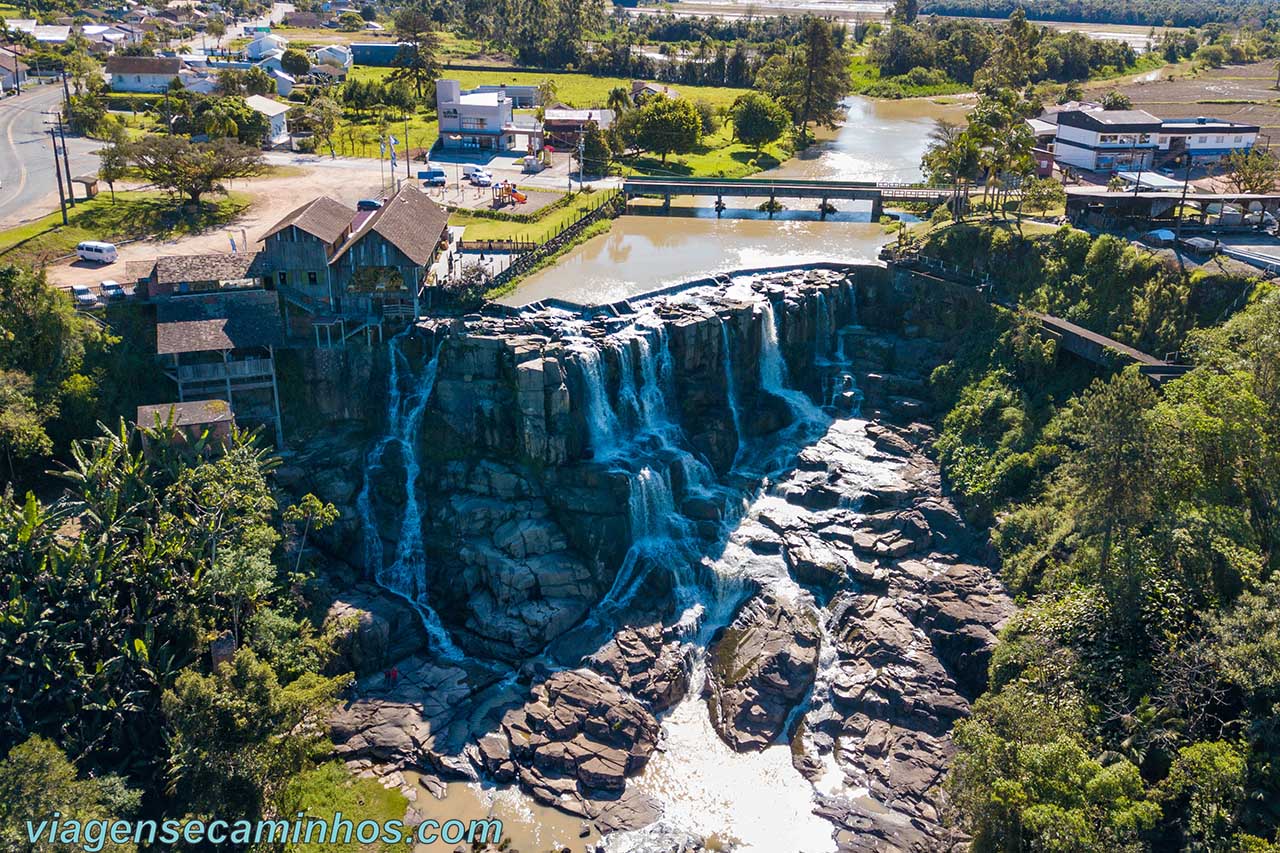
260, 196, 355, 244
106, 55, 182, 76
330, 184, 449, 267
245, 94, 290, 117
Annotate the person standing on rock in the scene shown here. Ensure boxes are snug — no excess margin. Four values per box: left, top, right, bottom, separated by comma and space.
390, 665, 399, 687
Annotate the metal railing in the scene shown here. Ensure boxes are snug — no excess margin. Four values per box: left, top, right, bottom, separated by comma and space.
178, 358, 274, 382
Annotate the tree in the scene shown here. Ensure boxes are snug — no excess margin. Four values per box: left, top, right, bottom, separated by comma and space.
607, 85, 631, 115
0, 736, 141, 853
0, 370, 50, 481
1162, 741, 1247, 850
732, 92, 791, 155
1020, 176, 1066, 218
219, 66, 275, 97
1065, 367, 1158, 608
338, 10, 364, 30
280, 47, 311, 77
130, 135, 266, 206
574, 120, 612, 176
794, 17, 852, 134
162, 648, 349, 817
282, 493, 339, 575
1221, 148, 1280, 195
1100, 89, 1133, 110
634, 96, 701, 163
305, 94, 342, 159
390, 7, 441, 100
893, 0, 920, 23
98, 123, 130, 202
206, 16, 226, 49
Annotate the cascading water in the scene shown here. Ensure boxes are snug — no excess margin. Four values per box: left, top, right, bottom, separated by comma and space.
356, 334, 463, 660
720, 320, 745, 461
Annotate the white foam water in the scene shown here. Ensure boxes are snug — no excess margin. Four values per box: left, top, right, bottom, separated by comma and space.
356, 334, 464, 660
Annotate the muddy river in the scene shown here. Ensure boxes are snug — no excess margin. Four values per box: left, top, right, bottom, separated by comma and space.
500, 96, 968, 307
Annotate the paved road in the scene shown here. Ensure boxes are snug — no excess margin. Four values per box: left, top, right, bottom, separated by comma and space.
0, 83, 103, 228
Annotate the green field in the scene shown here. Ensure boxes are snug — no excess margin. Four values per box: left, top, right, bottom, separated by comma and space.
448, 190, 608, 243
0, 192, 249, 268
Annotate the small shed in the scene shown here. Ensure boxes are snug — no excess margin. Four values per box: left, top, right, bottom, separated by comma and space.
71, 175, 100, 199
137, 399, 236, 451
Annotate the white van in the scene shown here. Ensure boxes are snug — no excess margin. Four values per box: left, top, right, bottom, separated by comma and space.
76, 241, 118, 264
462, 164, 486, 178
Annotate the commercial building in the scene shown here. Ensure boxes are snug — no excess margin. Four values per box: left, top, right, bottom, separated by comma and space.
435, 79, 522, 151
1050, 108, 1162, 173
1156, 117, 1261, 166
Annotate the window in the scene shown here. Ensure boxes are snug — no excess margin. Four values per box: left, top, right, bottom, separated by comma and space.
1100, 134, 1119, 144
1199, 136, 1208, 143
461, 117, 486, 130
307, 271, 318, 286
1216, 135, 1225, 143
278, 272, 287, 286
1235, 135, 1243, 143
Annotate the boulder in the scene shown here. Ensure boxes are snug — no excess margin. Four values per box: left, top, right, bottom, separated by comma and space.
707, 591, 821, 751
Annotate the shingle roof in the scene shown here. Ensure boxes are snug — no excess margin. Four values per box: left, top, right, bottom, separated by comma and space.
137, 399, 235, 426
152, 252, 268, 284
106, 55, 182, 76
260, 196, 355, 244
156, 292, 283, 354
330, 184, 449, 267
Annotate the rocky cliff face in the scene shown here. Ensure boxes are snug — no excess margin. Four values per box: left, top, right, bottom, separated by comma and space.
358, 268, 859, 661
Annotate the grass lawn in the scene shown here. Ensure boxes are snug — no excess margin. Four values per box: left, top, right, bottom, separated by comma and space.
448, 190, 610, 243
0, 191, 250, 268
0, 3, 20, 18
621, 121, 791, 179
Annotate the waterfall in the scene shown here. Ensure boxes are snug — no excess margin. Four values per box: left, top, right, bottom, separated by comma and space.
758, 298, 826, 426
720, 319, 744, 460
572, 343, 622, 460
356, 334, 464, 661
815, 291, 829, 360
613, 340, 643, 430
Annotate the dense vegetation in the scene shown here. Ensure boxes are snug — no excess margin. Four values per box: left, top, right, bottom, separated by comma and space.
0, 267, 386, 842
920, 0, 1279, 28
918, 221, 1280, 850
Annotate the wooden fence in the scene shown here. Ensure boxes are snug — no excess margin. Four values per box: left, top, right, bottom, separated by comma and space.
487, 190, 625, 288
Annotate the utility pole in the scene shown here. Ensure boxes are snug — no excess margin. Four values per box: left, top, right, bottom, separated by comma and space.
47, 125, 68, 225
404, 111, 411, 181
1175, 154, 1193, 241
57, 113, 75, 207
578, 130, 586, 189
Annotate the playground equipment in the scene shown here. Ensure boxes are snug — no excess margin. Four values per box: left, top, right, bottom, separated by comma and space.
493, 181, 528, 207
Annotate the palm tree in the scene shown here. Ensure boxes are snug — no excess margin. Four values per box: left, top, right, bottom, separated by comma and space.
607, 86, 631, 115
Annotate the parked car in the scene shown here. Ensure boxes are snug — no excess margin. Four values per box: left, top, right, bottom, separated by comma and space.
469, 170, 493, 187
70, 285, 98, 308
357, 199, 383, 211
100, 280, 126, 300
76, 241, 118, 264
420, 168, 447, 187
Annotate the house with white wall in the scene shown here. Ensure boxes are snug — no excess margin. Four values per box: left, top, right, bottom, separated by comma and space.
1052, 108, 1161, 173
106, 55, 182, 92
246, 94, 290, 146
312, 44, 351, 71
246, 33, 287, 60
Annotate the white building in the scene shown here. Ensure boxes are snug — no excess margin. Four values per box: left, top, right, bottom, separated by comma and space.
1156, 117, 1260, 166
0, 49, 29, 94
268, 68, 295, 97
106, 55, 183, 93
246, 94, 290, 146
245, 33, 288, 60
435, 79, 521, 151
1052, 108, 1162, 173
312, 44, 352, 71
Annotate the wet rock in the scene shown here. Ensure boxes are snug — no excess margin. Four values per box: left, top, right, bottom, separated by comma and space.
324, 585, 428, 675
477, 669, 660, 814
707, 591, 821, 751
782, 530, 852, 590
589, 625, 691, 712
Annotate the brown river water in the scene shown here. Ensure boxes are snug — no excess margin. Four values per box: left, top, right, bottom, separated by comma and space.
500, 96, 969, 307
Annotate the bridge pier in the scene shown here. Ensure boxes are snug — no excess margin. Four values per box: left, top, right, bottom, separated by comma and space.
663, 194, 671, 211
716, 195, 725, 217
820, 197, 829, 220
769, 193, 776, 219
870, 195, 883, 221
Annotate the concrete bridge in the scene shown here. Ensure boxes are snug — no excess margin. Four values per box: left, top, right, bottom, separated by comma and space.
621, 176, 955, 218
